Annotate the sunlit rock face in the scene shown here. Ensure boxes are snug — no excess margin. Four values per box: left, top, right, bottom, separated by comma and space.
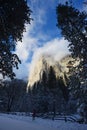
27, 54, 73, 89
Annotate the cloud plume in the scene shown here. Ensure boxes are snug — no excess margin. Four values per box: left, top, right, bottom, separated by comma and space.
29, 38, 70, 79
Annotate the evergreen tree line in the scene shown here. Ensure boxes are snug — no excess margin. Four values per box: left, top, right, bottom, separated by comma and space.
28, 66, 75, 115
0, 79, 27, 112
0, 66, 73, 115
0, 65, 86, 122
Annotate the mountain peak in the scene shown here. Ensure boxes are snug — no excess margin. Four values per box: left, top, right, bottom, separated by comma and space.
27, 54, 72, 88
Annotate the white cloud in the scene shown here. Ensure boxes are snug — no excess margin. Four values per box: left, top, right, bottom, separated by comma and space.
28, 0, 47, 25
15, 24, 38, 79
29, 38, 70, 78
28, 0, 58, 9
14, 0, 70, 80
14, 0, 53, 79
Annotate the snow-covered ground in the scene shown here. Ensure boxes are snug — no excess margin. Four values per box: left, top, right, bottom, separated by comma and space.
0, 113, 87, 130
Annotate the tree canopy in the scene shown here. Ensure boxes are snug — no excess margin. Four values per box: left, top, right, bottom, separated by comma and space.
56, 2, 87, 122
56, 2, 87, 80
0, 0, 31, 79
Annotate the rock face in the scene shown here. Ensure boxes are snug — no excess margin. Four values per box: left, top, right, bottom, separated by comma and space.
27, 55, 73, 88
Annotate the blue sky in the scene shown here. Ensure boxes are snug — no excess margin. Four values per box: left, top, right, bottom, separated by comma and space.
14, 0, 86, 80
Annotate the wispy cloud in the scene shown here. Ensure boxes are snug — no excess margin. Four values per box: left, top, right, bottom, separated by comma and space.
15, 24, 38, 79
14, 0, 69, 80
83, 0, 87, 12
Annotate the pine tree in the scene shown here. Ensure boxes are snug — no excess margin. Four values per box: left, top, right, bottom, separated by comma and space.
0, 0, 31, 79
41, 70, 48, 91
56, 2, 87, 81
58, 77, 69, 102
47, 66, 57, 119
48, 66, 56, 90
56, 2, 87, 122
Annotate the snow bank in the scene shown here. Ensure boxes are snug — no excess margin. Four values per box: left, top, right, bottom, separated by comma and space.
0, 113, 87, 130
